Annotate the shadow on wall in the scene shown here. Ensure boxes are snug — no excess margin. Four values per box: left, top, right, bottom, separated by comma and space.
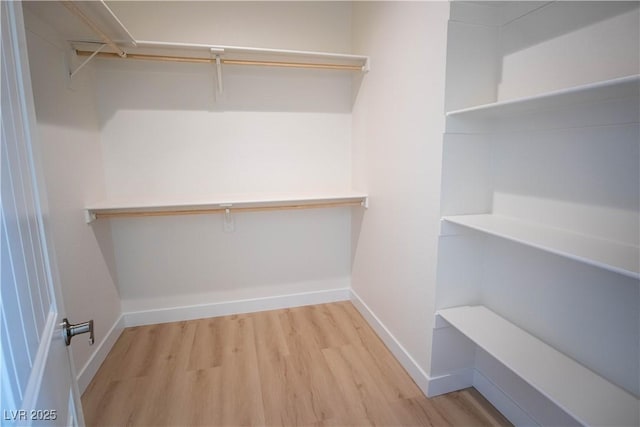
495, 2, 640, 92
90, 219, 120, 294
92, 57, 360, 124
500, 1, 639, 55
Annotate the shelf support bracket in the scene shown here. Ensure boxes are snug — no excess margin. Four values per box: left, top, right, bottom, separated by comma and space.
362, 57, 371, 73
61, 0, 126, 58
84, 210, 97, 224
211, 48, 224, 95
69, 43, 106, 79
220, 204, 235, 232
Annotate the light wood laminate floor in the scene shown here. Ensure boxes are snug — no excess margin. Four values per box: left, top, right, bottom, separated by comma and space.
82, 302, 511, 426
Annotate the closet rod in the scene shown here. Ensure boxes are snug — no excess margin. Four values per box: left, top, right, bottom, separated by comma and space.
92, 200, 364, 220
62, 1, 126, 58
75, 50, 364, 71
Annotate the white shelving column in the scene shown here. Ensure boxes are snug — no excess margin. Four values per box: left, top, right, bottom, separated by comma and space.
431, 2, 640, 426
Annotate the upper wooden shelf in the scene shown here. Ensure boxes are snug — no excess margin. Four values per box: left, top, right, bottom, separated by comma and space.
437, 305, 639, 427
85, 192, 368, 223
442, 214, 640, 279
446, 74, 640, 119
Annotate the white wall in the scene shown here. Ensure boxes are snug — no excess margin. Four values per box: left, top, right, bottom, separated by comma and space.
350, 2, 449, 375
445, 2, 640, 107
498, 2, 639, 100
444, 2, 499, 112
108, 1, 353, 53
92, 2, 356, 314
22, 6, 121, 385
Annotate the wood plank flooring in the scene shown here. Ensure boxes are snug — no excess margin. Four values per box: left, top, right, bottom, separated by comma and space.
82, 302, 511, 426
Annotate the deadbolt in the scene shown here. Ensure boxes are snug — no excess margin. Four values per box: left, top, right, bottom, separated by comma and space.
62, 318, 94, 346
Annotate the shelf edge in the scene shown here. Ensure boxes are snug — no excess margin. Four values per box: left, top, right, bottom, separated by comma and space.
85, 194, 368, 223
446, 74, 640, 117
442, 214, 640, 280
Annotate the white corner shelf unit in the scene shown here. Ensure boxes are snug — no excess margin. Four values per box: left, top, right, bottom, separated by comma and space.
437, 306, 639, 427
85, 192, 368, 223
443, 214, 639, 279
433, 2, 639, 425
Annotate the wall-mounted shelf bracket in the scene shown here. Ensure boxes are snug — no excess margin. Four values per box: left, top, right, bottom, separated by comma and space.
221, 204, 235, 232
211, 48, 224, 94
84, 209, 97, 224
69, 43, 106, 79
363, 57, 371, 73
61, 0, 127, 57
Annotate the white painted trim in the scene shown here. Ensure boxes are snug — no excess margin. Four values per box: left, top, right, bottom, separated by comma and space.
123, 288, 350, 327
472, 369, 539, 427
349, 289, 432, 397
21, 310, 57, 412
427, 369, 474, 397
76, 314, 124, 393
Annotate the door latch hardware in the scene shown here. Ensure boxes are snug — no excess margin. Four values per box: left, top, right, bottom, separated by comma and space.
62, 318, 94, 346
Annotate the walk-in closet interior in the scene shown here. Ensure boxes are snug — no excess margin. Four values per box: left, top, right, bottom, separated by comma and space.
4, 1, 639, 425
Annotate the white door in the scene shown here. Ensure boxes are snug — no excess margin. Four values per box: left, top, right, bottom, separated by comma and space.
1, 1, 85, 426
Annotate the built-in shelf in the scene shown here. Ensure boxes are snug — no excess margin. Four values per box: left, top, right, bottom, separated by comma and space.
446, 74, 640, 119
85, 192, 368, 223
437, 305, 639, 427
442, 214, 639, 279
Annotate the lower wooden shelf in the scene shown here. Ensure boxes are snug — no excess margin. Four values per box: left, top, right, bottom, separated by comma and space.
437, 305, 639, 427
85, 192, 368, 223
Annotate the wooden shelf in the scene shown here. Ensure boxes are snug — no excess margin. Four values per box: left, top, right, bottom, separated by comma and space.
442, 214, 639, 279
85, 192, 368, 223
437, 305, 639, 427
446, 74, 640, 119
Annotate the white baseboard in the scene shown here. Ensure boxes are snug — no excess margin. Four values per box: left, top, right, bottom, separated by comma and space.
427, 368, 474, 397
474, 348, 579, 427
349, 289, 432, 397
123, 287, 350, 327
76, 314, 124, 393
472, 369, 538, 427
